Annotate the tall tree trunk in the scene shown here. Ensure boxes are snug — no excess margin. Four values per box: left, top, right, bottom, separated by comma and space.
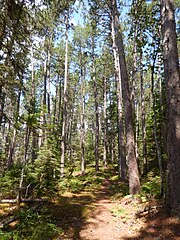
47, 47, 51, 125
0, 86, 5, 127
31, 47, 37, 163
92, 36, 99, 172
161, 0, 180, 213
103, 76, 107, 168
80, 61, 86, 174
43, 57, 47, 123
110, 5, 126, 180
109, 89, 115, 164
151, 62, 164, 196
7, 90, 21, 169
53, 75, 59, 131
17, 125, 31, 208
132, 32, 139, 166
60, 14, 69, 177
109, 0, 140, 194
39, 56, 48, 147
140, 55, 147, 176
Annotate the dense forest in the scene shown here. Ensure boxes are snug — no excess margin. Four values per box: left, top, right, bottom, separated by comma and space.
0, 0, 180, 239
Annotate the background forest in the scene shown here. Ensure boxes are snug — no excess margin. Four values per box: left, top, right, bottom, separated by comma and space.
0, 0, 180, 239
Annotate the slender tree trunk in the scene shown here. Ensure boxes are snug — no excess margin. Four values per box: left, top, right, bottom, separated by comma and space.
43, 57, 47, 121
103, 77, 107, 168
57, 74, 62, 136
92, 36, 99, 172
53, 75, 59, 130
0, 86, 5, 127
31, 47, 37, 163
7, 90, 21, 169
161, 0, 180, 213
17, 125, 31, 208
132, 37, 139, 166
109, 0, 140, 194
39, 96, 44, 148
109, 89, 115, 164
140, 58, 147, 176
60, 14, 69, 177
80, 61, 86, 174
151, 63, 164, 196
39, 56, 48, 147
110, 6, 126, 180
47, 48, 51, 125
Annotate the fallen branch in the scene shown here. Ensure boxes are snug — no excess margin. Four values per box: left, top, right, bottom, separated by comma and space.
0, 198, 48, 204
136, 205, 163, 218
0, 215, 19, 228
0, 203, 43, 229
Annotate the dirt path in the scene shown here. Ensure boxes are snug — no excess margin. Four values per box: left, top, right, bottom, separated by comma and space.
80, 180, 144, 240
57, 178, 180, 240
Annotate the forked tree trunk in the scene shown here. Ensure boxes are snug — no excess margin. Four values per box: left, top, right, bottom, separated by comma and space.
161, 0, 180, 213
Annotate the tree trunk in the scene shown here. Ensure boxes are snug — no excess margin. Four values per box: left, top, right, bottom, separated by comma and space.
47, 47, 51, 125
161, 0, 180, 213
17, 125, 31, 208
7, 90, 21, 169
140, 55, 147, 176
103, 76, 107, 168
0, 86, 5, 127
110, 5, 126, 180
109, 0, 140, 194
80, 59, 86, 174
92, 36, 99, 173
31, 46, 37, 163
60, 14, 69, 177
151, 63, 164, 196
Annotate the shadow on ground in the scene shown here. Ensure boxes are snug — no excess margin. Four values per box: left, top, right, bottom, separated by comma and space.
123, 208, 180, 240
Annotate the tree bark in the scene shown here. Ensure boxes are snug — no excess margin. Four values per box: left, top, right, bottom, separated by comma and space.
109, 0, 140, 193
151, 63, 164, 196
103, 76, 107, 168
92, 35, 99, 173
161, 0, 180, 213
110, 3, 126, 180
80, 56, 86, 174
60, 14, 69, 177
140, 54, 147, 176
7, 90, 21, 169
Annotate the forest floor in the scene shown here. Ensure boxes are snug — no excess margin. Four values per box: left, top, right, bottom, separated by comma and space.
1, 166, 180, 240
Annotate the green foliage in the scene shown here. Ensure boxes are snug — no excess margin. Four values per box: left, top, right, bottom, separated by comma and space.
59, 177, 84, 193
29, 139, 60, 197
141, 172, 161, 197
0, 164, 22, 198
0, 208, 62, 240
111, 206, 127, 217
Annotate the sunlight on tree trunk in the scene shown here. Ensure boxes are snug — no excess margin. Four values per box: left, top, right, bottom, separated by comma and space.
161, 0, 180, 213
